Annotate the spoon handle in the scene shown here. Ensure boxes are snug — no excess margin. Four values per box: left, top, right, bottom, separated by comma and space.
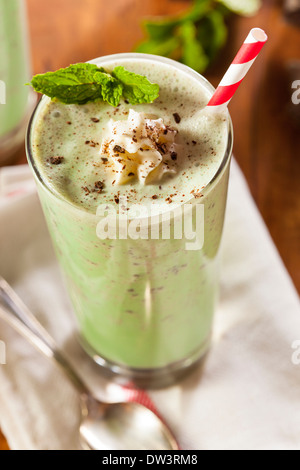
0, 277, 88, 395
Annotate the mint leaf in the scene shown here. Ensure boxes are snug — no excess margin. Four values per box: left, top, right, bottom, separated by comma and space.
112, 66, 159, 105
178, 21, 209, 73
136, 36, 181, 58
30, 64, 106, 105
134, 0, 262, 74
183, 0, 213, 23
94, 71, 123, 107
29, 63, 159, 107
141, 0, 211, 41
207, 10, 227, 56
143, 18, 181, 41
196, 10, 227, 62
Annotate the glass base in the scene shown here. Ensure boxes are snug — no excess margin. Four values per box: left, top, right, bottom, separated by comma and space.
79, 336, 211, 389
0, 91, 36, 165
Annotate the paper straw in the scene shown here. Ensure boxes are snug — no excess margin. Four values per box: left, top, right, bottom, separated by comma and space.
207, 28, 268, 109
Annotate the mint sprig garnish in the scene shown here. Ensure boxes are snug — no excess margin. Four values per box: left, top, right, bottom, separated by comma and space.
112, 66, 160, 105
28, 63, 159, 107
135, 0, 261, 73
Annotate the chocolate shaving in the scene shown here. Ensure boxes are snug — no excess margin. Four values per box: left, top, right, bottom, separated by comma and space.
82, 181, 105, 196
90, 141, 99, 148
91, 117, 100, 123
113, 145, 125, 154
171, 152, 177, 161
50, 156, 64, 165
156, 143, 167, 155
191, 190, 204, 199
173, 113, 181, 124
82, 186, 90, 195
94, 181, 105, 193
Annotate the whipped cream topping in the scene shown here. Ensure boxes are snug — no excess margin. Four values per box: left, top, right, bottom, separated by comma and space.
99, 109, 178, 185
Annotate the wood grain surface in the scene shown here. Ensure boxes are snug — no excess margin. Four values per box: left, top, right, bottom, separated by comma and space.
1, 0, 299, 450
0, 430, 9, 450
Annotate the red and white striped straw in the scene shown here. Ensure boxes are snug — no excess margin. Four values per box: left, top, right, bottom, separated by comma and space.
207, 28, 268, 109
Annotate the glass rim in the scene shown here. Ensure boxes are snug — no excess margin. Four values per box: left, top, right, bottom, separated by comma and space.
26, 53, 233, 213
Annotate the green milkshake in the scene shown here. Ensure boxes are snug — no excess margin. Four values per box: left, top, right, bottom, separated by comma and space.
0, 0, 34, 161
27, 54, 232, 386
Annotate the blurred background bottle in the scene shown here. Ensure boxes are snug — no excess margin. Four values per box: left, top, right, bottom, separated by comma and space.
0, 0, 35, 165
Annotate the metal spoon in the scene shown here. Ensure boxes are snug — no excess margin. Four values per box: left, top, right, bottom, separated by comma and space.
0, 277, 178, 450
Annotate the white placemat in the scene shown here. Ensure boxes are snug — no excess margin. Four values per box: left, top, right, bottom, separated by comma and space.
0, 161, 299, 450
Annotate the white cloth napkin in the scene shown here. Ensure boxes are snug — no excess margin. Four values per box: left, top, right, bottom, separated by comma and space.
0, 161, 299, 451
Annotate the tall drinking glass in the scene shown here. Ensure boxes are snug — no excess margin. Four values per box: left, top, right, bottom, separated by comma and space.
26, 54, 233, 388
0, 0, 35, 163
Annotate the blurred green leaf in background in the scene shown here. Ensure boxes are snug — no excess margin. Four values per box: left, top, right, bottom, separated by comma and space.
135, 0, 262, 73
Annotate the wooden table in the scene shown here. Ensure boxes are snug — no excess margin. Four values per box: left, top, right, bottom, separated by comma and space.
1, 0, 299, 450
